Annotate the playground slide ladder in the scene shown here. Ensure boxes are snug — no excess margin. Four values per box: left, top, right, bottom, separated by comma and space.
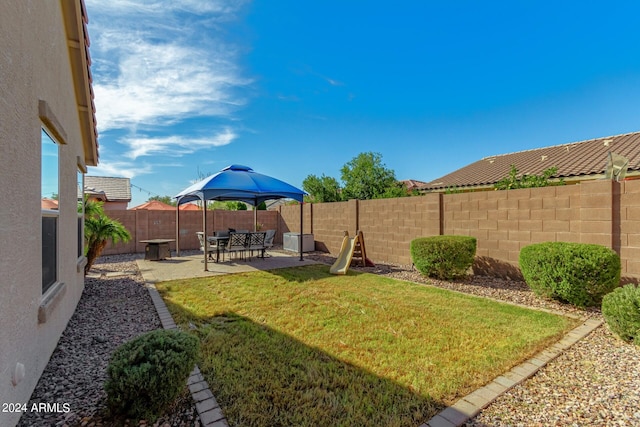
351, 230, 368, 267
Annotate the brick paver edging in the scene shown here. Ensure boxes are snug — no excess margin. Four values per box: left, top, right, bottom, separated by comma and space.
422, 317, 604, 427
145, 283, 229, 427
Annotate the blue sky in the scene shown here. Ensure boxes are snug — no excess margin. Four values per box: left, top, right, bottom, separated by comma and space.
85, 1, 640, 207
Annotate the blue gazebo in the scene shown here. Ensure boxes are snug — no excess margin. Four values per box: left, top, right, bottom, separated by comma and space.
174, 165, 306, 270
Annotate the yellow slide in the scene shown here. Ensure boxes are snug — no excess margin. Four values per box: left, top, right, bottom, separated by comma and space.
330, 233, 359, 275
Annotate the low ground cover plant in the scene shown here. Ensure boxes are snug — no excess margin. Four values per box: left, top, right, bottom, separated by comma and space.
519, 242, 620, 307
602, 284, 640, 346
410, 235, 476, 280
104, 329, 199, 422
157, 264, 576, 427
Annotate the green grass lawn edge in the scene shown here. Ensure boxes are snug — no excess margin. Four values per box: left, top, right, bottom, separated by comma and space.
157, 264, 579, 427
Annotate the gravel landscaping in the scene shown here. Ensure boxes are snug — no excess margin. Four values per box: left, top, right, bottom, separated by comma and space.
19, 250, 640, 427
18, 254, 198, 427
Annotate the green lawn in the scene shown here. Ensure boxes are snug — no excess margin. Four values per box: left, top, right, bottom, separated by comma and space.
157, 265, 578, 427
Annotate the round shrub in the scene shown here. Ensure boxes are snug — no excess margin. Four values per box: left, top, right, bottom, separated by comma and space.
410, 235, 477, 280
519, 242, 621, 307
105, 329, 200, 422
602, 284, 640, 346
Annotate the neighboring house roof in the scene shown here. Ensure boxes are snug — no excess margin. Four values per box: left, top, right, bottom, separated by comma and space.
131, 200, 201, 210
131, 200, 174, 210
179, 203, 200, 211
41, 198, 59, 210
61, 0, 98, 166
84, 176, 131, 202
419, 131, 640, 191
400, 179, 429, 191
265, 199, 289, 210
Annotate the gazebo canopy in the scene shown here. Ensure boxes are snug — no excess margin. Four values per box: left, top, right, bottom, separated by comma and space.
175, 164, 306, 205
173, 164, 307, 269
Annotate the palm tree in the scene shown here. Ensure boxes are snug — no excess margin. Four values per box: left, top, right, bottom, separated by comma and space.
83, 199, 131, 274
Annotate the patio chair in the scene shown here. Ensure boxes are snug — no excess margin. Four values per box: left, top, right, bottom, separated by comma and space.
211, 230, 230, 262
196, 232, 215, 260
247, 232, 266, 260
225, 232, 249, 261
263, 229, 276, 257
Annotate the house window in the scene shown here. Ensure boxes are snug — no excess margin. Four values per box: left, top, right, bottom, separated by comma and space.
42, 128, 59, 293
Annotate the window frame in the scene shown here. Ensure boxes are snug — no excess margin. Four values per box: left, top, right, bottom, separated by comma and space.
39, 100, 67, 296
41, 127, 61, 294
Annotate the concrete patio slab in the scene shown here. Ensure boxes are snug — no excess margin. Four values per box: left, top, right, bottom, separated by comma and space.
137, 250, 321, 283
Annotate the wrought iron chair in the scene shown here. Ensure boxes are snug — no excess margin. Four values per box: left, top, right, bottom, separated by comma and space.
225, 232, 249, 261
247, 232, 266, 260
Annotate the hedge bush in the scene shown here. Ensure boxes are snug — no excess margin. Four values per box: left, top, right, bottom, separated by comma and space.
602, 284, 640, 346
519, 242, 620, 307
410, 235, 477, 280
105, 329, 200, 422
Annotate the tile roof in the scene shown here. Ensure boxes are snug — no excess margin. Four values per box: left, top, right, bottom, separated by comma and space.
61, 0, 98, 166
41, 198, 59, 210
130, 201, 174, 210
179, 203, 200, 211
400, 179, 429, 191
420, 131, 640, 191
131, 200, 201, 210
85, 176, 131, 202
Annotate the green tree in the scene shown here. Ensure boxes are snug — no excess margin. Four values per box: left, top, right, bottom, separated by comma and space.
494, 165, 564, 190
340, 152, 402, 200
82, 199, 131, 274
302, 174, 342, 202
229, 201, 247, 210
148, 195, 176, 206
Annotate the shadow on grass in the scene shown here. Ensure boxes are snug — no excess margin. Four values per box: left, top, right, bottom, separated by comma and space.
165, 299, 443, 427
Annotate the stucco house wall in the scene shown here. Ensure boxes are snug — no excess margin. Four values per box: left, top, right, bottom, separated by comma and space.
0, 2, 97, 426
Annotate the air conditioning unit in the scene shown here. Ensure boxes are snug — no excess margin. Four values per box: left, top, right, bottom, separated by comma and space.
283, 232, 315, 252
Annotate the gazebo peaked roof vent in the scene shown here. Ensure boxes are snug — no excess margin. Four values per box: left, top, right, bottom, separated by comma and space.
223, 164, 253, 171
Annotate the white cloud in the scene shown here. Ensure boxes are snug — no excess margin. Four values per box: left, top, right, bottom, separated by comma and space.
93, 42, 249, 131
122, 128, 237, 159
86, 0, 248, 19
86, 0, 252, 133
89, 161, 154, 179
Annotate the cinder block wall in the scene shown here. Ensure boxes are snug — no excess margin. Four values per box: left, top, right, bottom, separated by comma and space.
278, 180, 639, 281
99, 181, 640, 281
619, 180, 640, 277
101, 209, 279, 255
358, 195, 441, 264
277, 203, 311, 236
310, 201, 352, 253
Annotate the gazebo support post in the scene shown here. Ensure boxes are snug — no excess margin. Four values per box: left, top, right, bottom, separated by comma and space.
202, 196, 208, 271
254, 201, 258, 232
299, 201, 303, 261
175, 199, 180, 256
